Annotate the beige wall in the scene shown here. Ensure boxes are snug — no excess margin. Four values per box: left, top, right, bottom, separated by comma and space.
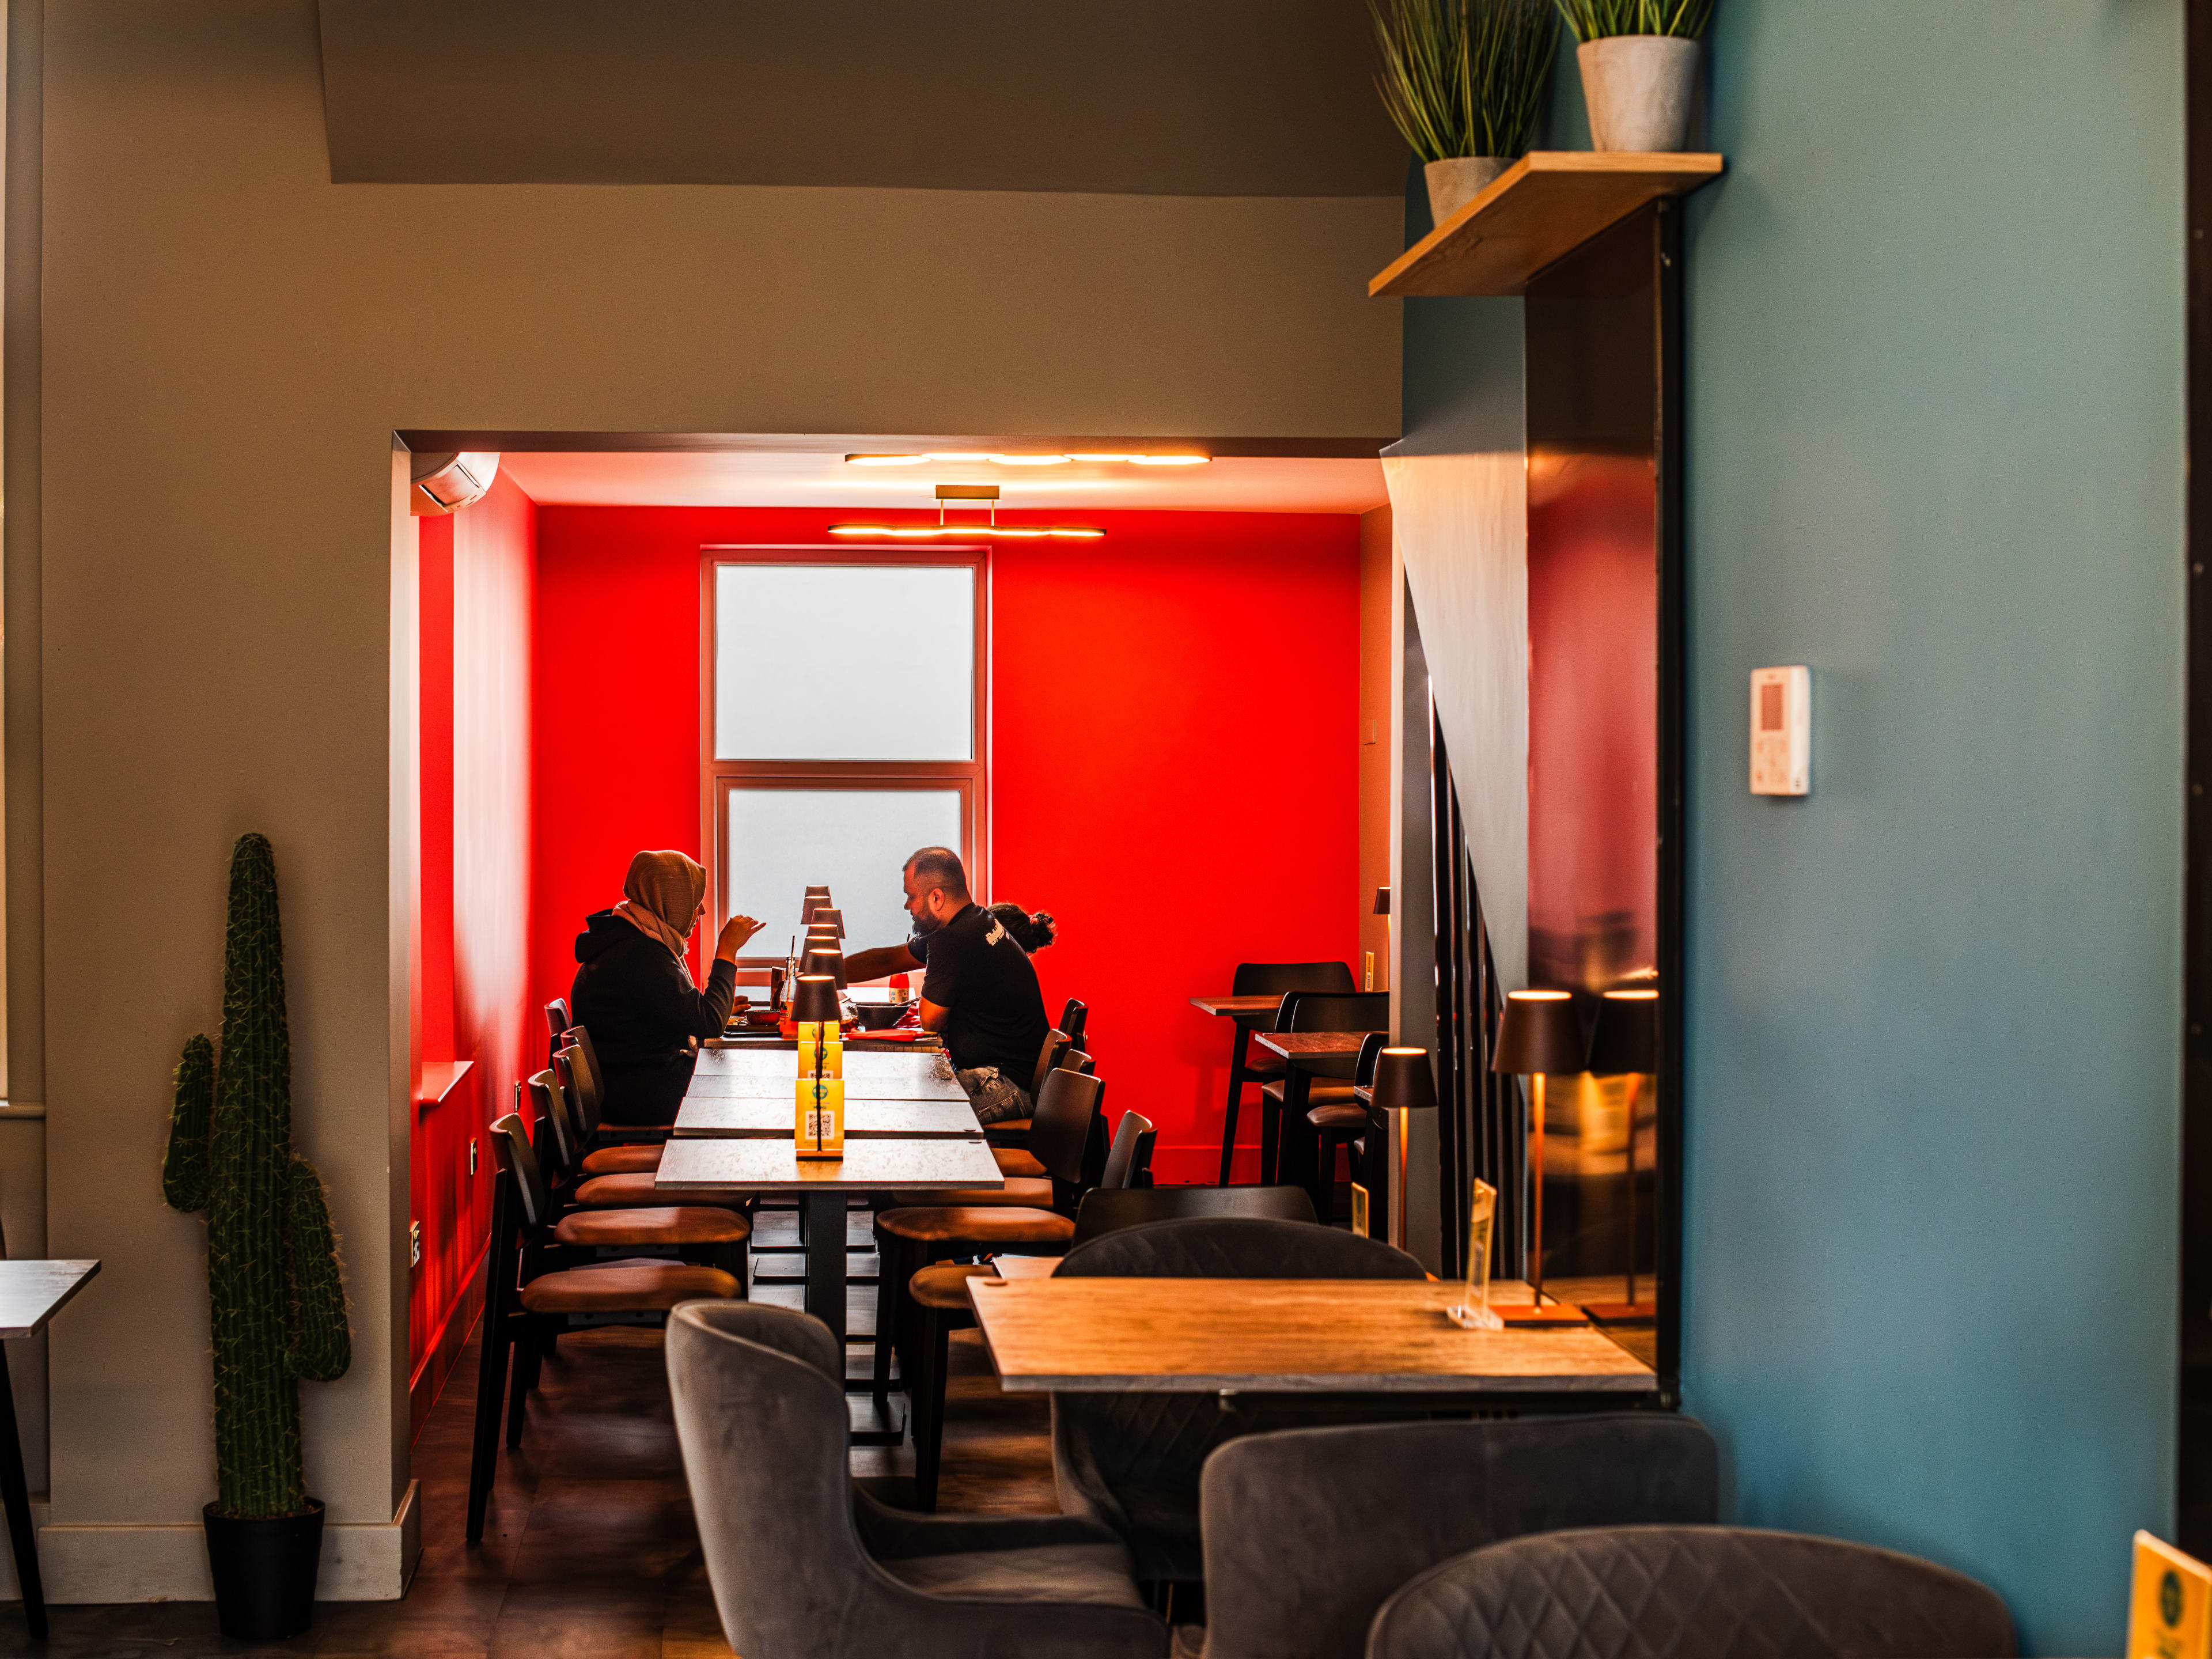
21, 0, 1399, 1599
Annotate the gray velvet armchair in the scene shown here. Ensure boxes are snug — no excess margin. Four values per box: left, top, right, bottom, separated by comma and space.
666, 1300, 1169, 1659
1365, 1526, 2016, 1659
1198, 1415, 1720, 1659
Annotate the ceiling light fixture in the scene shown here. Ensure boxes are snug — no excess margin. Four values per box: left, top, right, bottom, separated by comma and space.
828, 482, 1104, 541
842, 450, 1209, 468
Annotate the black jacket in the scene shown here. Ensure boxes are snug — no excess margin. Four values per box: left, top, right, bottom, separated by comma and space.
569, 910, 737, 1075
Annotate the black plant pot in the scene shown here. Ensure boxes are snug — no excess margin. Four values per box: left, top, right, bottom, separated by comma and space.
202, 1498, 324, 1641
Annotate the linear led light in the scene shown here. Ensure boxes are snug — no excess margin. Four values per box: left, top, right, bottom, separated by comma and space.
843, 451, 1209, 468
828, 524, 1105, 540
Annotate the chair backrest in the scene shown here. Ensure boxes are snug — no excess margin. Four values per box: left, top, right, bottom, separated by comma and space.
559, 1036, 604, 1136
1062, 1048, 1096, 1077
527, 1069, 579, 1175
1199, 1417, 1721, 1659
1027, 1066, 1104, 1185
1232, 961, 1355, 998
1060, 997, 1088, 1049
1100, 1110, 1153, 1191
1029, 1028, 1072, 1097
1354, 1032, 1388, 1086
1285, 991, 1391, 1034
544, 997, 571, 1058
1070, 1184, 1315, 1245
1367, 1527, 2017, 1659
490, 1110, 552, 1229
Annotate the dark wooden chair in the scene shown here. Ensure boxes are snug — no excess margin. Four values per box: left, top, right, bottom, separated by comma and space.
543, 996, 571, 1066
986, 1045, 1093, 1161
465, 1110, 741, 1541
1262, 991, 1389, 1187
1308, 1033, 1389, 1224
898, 1106, 1154, 1511
1215, 961, 1355, 1184
1069, 1182, 1316, 1245
1060, 997, 1088, 1052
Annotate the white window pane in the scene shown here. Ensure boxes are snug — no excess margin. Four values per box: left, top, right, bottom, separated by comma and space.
715, 564, 974, 760
726, 787, 964, 959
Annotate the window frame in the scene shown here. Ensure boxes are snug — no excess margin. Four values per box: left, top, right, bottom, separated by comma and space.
699, 546, 988, 964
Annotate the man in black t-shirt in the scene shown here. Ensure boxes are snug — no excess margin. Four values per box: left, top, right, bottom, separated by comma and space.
843, 846, 1048, 1123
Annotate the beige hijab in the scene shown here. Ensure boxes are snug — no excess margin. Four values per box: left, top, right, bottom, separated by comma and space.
613, 850, 707, 970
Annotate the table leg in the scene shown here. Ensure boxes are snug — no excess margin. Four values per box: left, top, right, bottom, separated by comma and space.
0, 1341, 45, 1639
802, 1192, 847, 1349
1218, 1023, 1252, 1187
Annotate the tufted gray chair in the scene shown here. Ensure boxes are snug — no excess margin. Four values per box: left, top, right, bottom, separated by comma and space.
1048, 1217, 1427, 1585
1365, 1526, 2015, 1659
1198, 1416, 1720, 1659
666, 1300, 1168, 1659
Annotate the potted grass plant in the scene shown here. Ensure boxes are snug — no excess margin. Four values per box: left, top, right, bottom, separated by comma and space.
1371, 0, 1558, 230
1556, 0, 1713, 153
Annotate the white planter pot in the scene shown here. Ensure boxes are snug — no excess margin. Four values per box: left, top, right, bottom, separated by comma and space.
1577, 36, 1700, 152
1424, 156, 1511, 229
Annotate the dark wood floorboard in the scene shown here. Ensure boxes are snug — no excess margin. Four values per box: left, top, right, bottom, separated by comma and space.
24, 1312, 1054, 1657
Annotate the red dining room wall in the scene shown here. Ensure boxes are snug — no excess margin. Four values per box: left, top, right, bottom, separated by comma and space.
411, 470, 537, 1438
529, 505, 1359, 1183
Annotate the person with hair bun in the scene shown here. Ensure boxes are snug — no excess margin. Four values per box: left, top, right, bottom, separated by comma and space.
841, 847, 1051, 1124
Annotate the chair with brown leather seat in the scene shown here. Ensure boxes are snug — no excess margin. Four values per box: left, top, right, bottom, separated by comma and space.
551, 1043, 664, 1177
1307, 1033, 1388, 1225
987, 1047, 1094, 1167
467, 1110, 742, 1542
870, 1067, 1106, 1421
546, 1045, 745, 1209
898, 1107, 1155, 1512
1069, 1183, 1315, 1245
1262, 990, 1389, 1190
544, 997, 572, 1066
1060, 998, 1088, 1052
1214, 961, 1355, 1185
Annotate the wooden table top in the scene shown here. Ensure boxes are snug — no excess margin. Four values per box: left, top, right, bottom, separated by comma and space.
1253, 1031, 1381, 1059
673, 1096, 980, 1139
685, 1055, 965, 1102
0, 1259, 99, 1340
1190, 995, 1285, 1018
654, 1134, 1003, 1194
968, 1278, 1654, 1394
696, 1048, 956, 1080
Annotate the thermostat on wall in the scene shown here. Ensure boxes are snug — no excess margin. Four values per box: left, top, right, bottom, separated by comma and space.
1749, 666, 1810, 796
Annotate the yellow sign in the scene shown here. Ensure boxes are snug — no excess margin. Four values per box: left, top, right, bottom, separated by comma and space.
794, 1077, 845, 1159
796, 1033, 843, 1078
2128, 1532, 2212, 1659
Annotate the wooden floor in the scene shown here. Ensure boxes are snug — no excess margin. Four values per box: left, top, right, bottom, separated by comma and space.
25, 1215, 1056, 1656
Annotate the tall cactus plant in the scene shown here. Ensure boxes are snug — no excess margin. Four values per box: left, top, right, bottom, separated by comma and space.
162, 834, 350, 1518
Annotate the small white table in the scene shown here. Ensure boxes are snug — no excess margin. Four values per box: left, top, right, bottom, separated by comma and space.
1, 1259, 99, 1637
655, 1138, 1001, 1347
673, 1096, 981, 1139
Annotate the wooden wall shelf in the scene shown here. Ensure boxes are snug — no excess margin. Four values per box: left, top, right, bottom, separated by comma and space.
417, 1059, 474, 1114
1369, 151, 1724, 298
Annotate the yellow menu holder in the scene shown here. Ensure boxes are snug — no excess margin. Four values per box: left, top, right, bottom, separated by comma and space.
794, 1076, 846, 1158
2129, 1532, 2212, 1659
794, 1028, 843, 1078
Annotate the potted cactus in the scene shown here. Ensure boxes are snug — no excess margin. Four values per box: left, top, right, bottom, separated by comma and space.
162, 833, 351, 1641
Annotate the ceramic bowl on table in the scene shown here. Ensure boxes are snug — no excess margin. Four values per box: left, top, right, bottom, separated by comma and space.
853, 1003, 910, 1031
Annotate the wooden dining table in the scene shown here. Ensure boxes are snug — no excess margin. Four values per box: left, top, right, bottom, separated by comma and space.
968, 1276, 1656, 1397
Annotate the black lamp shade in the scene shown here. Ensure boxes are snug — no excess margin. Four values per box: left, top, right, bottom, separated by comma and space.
1373, 885, 1392, 916
800, 947, 847, 987
804, 926, 839, 948
801, 888, 832, 922
790, 975, 840, 1025
1490, 991, 1585, 1075
810, 908, 846, 937
1589, 989, 1659, 1074
1370, 1047, 1437, 1113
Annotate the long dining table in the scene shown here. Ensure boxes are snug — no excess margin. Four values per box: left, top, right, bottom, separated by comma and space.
653, 1045, 1000, 1354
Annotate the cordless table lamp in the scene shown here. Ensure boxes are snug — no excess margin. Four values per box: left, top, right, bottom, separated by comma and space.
1368, 1047, 1437, 1252
801, 887, 832, 923
1490, 990, 1585, 1308
1589, 988, 1658, 1309
790, 975, 845, 1157
809, 908, 846, 938
801, 946, 847, 988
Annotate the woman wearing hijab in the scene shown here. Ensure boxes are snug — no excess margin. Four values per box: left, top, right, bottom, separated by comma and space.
570, 850, 764, 1126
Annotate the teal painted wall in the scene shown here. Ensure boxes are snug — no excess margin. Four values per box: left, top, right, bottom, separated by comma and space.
1403, 5, 2185, 1651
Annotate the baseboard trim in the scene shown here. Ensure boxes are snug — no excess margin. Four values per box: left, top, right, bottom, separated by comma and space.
26, 1480, 421, 1604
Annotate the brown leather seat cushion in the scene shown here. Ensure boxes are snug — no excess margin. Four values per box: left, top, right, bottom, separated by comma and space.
983, 1118, 1033, 1139
517, 1262, 738, 1313
887, 1177, 1050, 1209
1307, 1103, 1370, 1131
573, 1172, 743, 1210
876, 1207, 1076, 1245
1244, 1055, 1286, 1079
1262, 1079, 1358, 1105
579, 1145, 662, 1176
993, 1147, 1047, 1179
909, 1262, 997, 1311
552, 1206, 749, 1248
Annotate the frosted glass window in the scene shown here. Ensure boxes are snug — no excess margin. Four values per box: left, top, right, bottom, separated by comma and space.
726, 787, 964, 959
715, 564, 974, 760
